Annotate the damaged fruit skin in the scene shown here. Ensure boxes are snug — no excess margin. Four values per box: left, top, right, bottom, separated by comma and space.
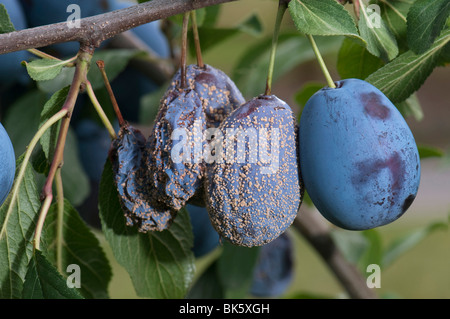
299, 78, 420, 230
146, 64, 245, 210
205, 95, 303, 247
110, 123, 175, 232
146, 89, 206, 211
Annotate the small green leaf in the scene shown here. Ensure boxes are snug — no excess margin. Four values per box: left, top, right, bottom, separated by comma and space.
407, 0, 450, 54
358, 229, 383, 273
395, 93, 424, 121
358, 0, 399, 61
0, 4, 15, 33
239, 13, 263, 37
23, 59, 74, 82
3, 90, 46, 158
186, 261, 224, 299
366, 28, 450, 103
330, 230, 369, 265
371, 0, 414, 50
44, 199, 112, 299
382, 221, 448, 268
99, 160, 195, 299
417, 145, 445, 159
60, 128, 91, 207
22, 250, 84, 299
288, 0, 365, 45
233, 33, 341, 98
216, 242, 260, 299
0, 156, 42, 298
37, 67, 76, 94
337, 38, 385, 80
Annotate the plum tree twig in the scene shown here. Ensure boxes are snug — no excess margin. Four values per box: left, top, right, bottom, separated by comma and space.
34, 50, 92, 250
292, 207, 378, 299
0, 0, 238, 55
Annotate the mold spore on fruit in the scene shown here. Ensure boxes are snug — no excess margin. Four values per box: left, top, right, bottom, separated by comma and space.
205, 94, 303, 247
299, 78, 420, 230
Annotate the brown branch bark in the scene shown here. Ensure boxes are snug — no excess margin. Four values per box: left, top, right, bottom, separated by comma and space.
292, 206, 378, 299
0, 0, 238, 55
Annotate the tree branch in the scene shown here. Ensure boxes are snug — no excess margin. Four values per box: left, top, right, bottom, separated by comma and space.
293, 206, 378, 299
0, 0, 237, 55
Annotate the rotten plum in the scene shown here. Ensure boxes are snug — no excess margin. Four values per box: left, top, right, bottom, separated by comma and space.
110, 123, 175, 232
205, 95, 303, 247
299, 78, 421, 230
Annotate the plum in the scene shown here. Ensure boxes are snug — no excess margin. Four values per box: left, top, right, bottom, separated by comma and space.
0, 122, 16, 206
109, 123, 176, 232
299, 78, 420, 230
165, 64, 245, 129
186, 204, 220, 258
250, 232, 294, 297
0, 0, 31, 85
146, 88, 206, 211
205, 95, 302, 247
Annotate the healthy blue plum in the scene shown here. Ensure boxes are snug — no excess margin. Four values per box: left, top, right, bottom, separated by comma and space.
205, 95, 303, 247
0, 123, 16, 206
186, 204, 220, 258
250, 232, 294, 297
299, 78, 420, 230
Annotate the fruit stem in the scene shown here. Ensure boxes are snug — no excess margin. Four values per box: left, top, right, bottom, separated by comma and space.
190, 11, 204, 68
96, 60, 125, 128
55, 168, 65, 273
307, 34, 336, 89
85, 78, 117, 139
180, 12, 190, 89
265, 1, 287, 96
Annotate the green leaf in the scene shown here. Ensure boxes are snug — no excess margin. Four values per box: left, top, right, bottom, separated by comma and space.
23, 59, 74, 82
87, 49, 145, 90
358, 229, 383, 273
365, 28, 450, 103
337, 37, 385, 79
371, 0, 414, 50
288, 0, 365, 45
186, 261, 224, 299
39, 86, 70, 162
239, 13, 263, 37
417, 145, 445, 159
60, 128, 91, 207
330, 230, 369, 265
0, 156, 41, 298
99, 160, 195, 299
216, 242, 260, 298
395, 93, 424, 121
233, 33, 341, 98
407, 0, 450, 54
22, 250, 83, 299
44, 199, 111, 299
3, 90, 47, 158
382, 221, 448, 268
358, 0, 399, 61
37, 67, 76, 94
0, 4, 15, 33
